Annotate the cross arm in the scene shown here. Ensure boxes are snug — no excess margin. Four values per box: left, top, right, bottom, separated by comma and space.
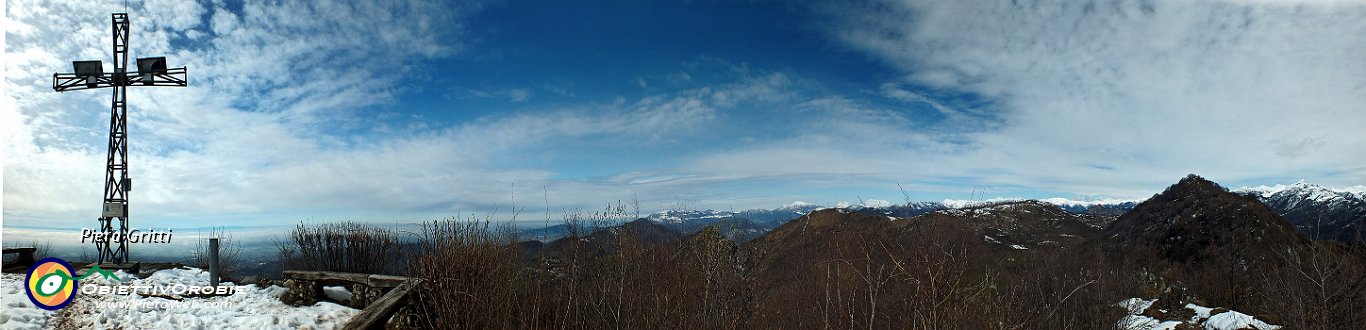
53, 67, 188, 92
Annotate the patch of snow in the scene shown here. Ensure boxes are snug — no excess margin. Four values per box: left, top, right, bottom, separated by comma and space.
1185, 303, 1279, 330
1118, 315, 1182, 330
21, 266, 358, 329
1118, 299, 1279, 330
1, 274, 58, 330
1185, 303, 1213, 321
1203, 310, 1279, 330
983, 235, 1001, 244
1009, 244, 1028, 250
323, 286, 352, 303
1118, 298, 1156, 314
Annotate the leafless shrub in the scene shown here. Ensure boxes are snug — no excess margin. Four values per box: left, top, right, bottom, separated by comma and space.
406, 198, 761, 329
190, 227, 243, 279
277, 221, 403, 275
408, 215, 530, 328
1256, 241, 1366, 329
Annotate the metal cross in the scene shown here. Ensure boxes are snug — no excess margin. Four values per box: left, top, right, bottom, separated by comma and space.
52, 13, 188, 265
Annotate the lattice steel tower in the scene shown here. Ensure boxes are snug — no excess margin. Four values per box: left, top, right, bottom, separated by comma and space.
52, 13, 188, 264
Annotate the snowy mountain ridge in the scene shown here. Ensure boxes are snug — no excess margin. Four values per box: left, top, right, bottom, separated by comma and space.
1235, 181, 1366, 241
647, 197, 1139, 226
940, 197, 1139, 210
1235, 180, 1365, 201
648, 209, 737, 224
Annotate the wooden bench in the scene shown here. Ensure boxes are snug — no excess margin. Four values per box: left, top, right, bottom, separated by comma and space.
281, 270, 418, 330
2, 248, 37, 265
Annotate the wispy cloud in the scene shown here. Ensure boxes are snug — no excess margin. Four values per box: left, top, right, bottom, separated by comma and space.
816, 0, 1366, 194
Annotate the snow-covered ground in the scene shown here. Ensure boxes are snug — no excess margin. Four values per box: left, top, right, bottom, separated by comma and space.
1116, 298, 1279, 330
1, 267, 357, 329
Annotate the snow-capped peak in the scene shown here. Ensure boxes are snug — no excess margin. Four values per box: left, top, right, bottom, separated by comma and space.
1235, 180, 1365, 200
1234, 181, 1361, 204
648, 209, 736, 224
1339, 185, 1366, 199
1236, 184, 1292, 199
941, 197, 1023, 209
940, 197, 1136, 209
1038, 197, 1139, 208
830, 199, 895, 210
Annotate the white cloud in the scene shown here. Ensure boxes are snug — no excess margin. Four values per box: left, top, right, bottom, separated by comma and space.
460, 88, 534, 103
815, 0, 1366, 194
879, 83, 955, 116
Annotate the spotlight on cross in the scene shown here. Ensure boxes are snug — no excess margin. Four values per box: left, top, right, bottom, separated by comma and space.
73, 60, 104, 88
136, 57, 166, 85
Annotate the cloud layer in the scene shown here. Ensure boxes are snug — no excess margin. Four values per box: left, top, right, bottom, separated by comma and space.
5, 0, 1365, 230
818, 0, 1366, 195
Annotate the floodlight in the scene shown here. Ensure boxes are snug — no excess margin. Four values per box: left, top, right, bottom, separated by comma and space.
74, 60, 104, 76
74, 60, 103, 87
137, 57, 166, 73
137, 57, 166, 84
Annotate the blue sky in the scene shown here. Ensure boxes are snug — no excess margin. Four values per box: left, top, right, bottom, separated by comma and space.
5, 0, 1366, 232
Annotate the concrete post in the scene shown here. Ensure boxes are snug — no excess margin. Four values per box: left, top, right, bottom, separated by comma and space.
209, 237, 220, 287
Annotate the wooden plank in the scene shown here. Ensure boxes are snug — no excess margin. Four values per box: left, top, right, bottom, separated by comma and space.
3, 247, 37, 254
341, 282, 414, 330
282, 270, 409, 288
284, 270, 371, 282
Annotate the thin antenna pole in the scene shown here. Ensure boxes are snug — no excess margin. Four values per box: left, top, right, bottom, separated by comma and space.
543, 185, 550, 242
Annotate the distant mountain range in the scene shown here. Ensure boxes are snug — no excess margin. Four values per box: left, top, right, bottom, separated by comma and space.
519, 180, 1364, 243
633, 197, 1140, 240
1236, 181, 1366, 241
514, 174, 1363, 327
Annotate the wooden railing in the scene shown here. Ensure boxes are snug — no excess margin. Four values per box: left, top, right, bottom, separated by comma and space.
281, 270, 417, 330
